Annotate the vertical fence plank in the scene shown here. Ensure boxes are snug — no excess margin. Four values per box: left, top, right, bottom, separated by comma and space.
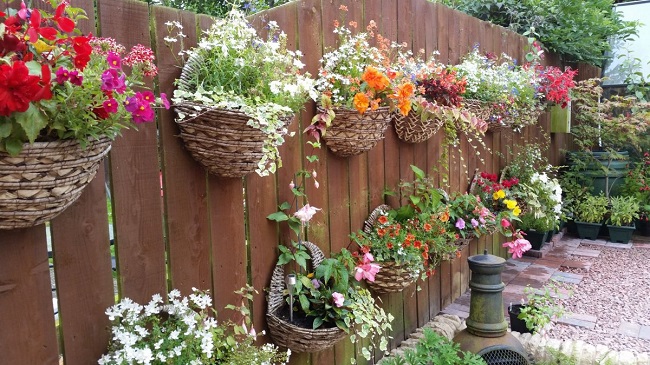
154, 6, 213, 296
98, 0, 167, 301
0, 229, 59, 365
52, 169, 115, 364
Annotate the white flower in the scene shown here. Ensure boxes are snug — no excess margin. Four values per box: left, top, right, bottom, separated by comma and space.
294, 204, 321, 225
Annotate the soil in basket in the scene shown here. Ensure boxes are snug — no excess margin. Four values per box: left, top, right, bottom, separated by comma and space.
277, 305, 338, 330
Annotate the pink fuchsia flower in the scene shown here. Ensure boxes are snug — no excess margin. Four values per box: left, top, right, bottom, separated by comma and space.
289, 180, 295, 190
68, 70, 83, 86
160, 92, 170, 109
501, 219, 511, 228
332, 292, 345, 307
314, 180, 320, 189
455, 218, 466, 230
106, 52, 122, 69
502, 237, 532, 259
294, 204, 321, 225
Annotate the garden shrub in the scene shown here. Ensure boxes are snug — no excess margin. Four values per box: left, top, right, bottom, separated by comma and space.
381, 329, 486, 365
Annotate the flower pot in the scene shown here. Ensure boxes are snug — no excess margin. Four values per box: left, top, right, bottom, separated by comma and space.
635, 217, 650, 236
574, 221, 602, 240
524, 230, 547, 251
0, 137, 111, 229
320, 106, 391, 157
366, 261, 417, 294
174, 103, 290, 178
550, 102, 571, 133
463, 99, 511, 132
267, 241, 347, 352
607, 224, 635, 244
508, 304, 532, 334
545, 230, 554, 243
393, 112, 442, 143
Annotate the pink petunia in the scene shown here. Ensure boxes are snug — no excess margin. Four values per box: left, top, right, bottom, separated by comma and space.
68, 70, 83, 86
160, 92, 170, 109
102, 98, 118, 114
55, 67, 70, 84
106, 52, 122, 69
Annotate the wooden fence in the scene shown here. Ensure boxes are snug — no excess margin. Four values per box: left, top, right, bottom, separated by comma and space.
0, 0, 598, 364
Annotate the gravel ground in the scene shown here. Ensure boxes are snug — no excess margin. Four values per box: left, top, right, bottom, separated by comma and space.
547, 244, 650, 353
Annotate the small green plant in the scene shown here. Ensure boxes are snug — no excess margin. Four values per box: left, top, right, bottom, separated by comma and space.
574, 193, 608, 223
381, 328, 487, 365
609, 195, 640, 226
535, 347, 578, 365
516, 281, 568, 334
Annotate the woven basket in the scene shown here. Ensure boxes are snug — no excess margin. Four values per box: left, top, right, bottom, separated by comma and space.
174, 103, 289, 178
393, 112, 443, 143
463, 99, 511, 132
0, 137, 111, 229
321, 106, 391, 157
363, 205, 417, 294
267, 241, 347, 353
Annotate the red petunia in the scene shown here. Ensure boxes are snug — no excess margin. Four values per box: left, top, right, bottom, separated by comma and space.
0, 61, 50, 116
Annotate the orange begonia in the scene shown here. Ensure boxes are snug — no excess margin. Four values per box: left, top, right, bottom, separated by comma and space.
362, 66, 390, 91
353, 92, 370, 114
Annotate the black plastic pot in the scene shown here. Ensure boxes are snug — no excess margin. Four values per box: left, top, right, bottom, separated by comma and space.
575, 221, 602, 240
508, 304, 532, 334
607, 224, 635, 244
545, 230, 554, 243
524, 230, 547, 250
636, 218, 650, 237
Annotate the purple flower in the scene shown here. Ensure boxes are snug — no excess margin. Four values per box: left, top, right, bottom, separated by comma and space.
125, 93, 155, 123
106, 52, 122, 69
124, 95, 141, 113
332, 292, 344, 308
471, 218, 479, 228
455, 218, 466, 230
68, 70, 83, 86
160, 92, 170, 109
55, 67, 69, 84
101, 69, 126, 94
311, 279, 320, 289
102, 98, 118, 114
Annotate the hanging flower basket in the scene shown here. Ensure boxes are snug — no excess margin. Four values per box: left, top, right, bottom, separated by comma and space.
363, 204, 418, 294
463, 99, 512, 132
174, 102, 290, 178
320, 107, 391, 157
267, 241, 347, 353
0, 137, 111, 230
393, 112, 443, 144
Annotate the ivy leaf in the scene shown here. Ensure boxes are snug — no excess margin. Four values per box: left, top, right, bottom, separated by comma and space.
15, 104, 47, 144
266, 211, 289, 222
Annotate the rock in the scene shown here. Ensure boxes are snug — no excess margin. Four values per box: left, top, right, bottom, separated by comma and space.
636, 352, 650, 365
427, 322, 455, 340
617, 351, 637, 365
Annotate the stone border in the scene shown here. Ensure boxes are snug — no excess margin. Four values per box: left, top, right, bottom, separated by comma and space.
379, 314, 650, 365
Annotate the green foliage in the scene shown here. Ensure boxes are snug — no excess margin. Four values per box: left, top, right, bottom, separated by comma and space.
382, 329, 487, 365
140, 0, 292, 17
621, 153, 650, 216
517, 281, 569, 334
436, 0, 638, 66
574, 193, 609, 223
535, 347, 578, 365
609, 195, 639, 226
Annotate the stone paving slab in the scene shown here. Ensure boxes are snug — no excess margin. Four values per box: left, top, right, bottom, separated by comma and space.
550, 271, 583, 284
558, 313, 597, 329
572, 248, 601, 257
579, 239, 608, 246
618, 321, 641, 337
561, 259, 592, 271
605, 241, 633, 249
558, 238, 582, 248
640, 325, 650, 340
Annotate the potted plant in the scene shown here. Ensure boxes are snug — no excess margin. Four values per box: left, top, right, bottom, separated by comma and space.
0, 1, 168, 229
573, 193, 609, 240
455, 47, 544, 132
99, 286, 290, 364
171, 9, 314, 177
306, 14, 414, 157
508, 281, 568, 335
607, 195, 640, 244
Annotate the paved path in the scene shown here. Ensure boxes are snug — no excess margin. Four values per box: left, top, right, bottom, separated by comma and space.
440, 231, 650, 341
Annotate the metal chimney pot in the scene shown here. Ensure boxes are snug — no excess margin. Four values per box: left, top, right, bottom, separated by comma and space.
453, 250, 530, 364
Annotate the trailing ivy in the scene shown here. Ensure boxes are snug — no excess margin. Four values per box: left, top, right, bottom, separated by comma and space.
435, 0, 638, 67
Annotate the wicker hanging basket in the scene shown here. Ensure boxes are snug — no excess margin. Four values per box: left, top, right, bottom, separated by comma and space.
174, 103, 290, 178
174, 52, 290, 178
463, 99, 512, 132
0, 137, 111, 229
321, 106, 391, 157
363, 204, 418, 294
266, 241, 347, 353
393, 112, 443, 144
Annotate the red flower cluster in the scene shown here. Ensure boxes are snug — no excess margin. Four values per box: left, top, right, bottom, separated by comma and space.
537, 66, 578, 108
418, 68, 467, 108
0, 61, 51, 116
476, 172, 519, 193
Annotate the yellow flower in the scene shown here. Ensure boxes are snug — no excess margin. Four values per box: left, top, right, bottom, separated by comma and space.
493, 190, 505, 200
307, 273, 314, 279
505, 200, 517, 210
513, 207, 521, 216
34, 40, 55, 53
